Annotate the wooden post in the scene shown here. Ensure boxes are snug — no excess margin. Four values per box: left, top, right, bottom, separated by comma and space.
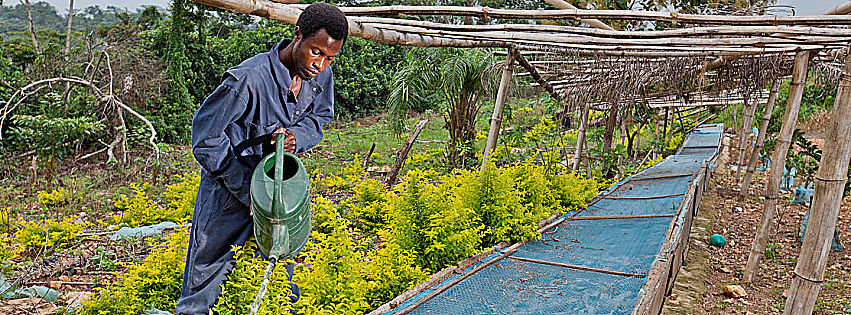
783, 48, 851, 315
735, 96, 757, 178
743, 50, 810, 282
573, 102, 590, 171
65, 0, 75, 55
653, 111, 660, 160
662, 108, 669, 144
482, 46, 517, 167
741, 80, 780, 195
387, 119, 428, 188
22, 0, 40, 54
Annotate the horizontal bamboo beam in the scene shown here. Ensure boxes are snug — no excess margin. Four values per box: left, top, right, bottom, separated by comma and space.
324, 5, 851, 26
353, 17, 851, 38
190, 0, 505, 48
362, 22, 851, 47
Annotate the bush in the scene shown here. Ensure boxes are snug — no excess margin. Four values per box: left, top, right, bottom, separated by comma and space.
112, 172, 198, 227
16, 217, 83, 253
8, 114, 104, 166
80, 229, 189, 314
37, 187, 71, 207
112, 183, 173, 227
212, 241, 296, 315
164, 172, 200, 220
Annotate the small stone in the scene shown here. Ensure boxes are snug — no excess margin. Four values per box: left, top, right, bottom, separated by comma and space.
721, 284, 747, 298
719, 267, 732, 274
63, 291, 91, 310
48, 281, 62, 290
732, 206, 743, 213
723, 298, 736, 304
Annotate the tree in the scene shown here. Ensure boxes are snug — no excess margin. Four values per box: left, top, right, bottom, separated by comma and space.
387, 47, 499, 168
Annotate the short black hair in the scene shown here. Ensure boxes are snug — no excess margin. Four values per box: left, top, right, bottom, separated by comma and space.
296, 3, 348, 43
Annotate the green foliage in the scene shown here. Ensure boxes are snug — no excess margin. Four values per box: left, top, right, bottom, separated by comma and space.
79, 229, 189, 314
37, 187, 71, 207
788, 128, 821, 187
15, 217, 83, 253
387, 47, 499, 165
386, 168, 482, 271
349, 177, 391, 235
214, 159, 600, 312
213, 241, 296, 315
112, 175, 196, 227
8, 114, 104, 165
164, 172, 200, 220
333, 38, 404, 116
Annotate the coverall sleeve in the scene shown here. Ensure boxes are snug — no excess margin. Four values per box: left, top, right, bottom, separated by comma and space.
191, 81, 254, 208
288, 71, 335, 153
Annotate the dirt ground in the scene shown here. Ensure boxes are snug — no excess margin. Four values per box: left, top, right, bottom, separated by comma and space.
665, 134, 851, 315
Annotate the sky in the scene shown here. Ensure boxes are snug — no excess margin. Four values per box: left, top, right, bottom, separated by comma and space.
22, 0, 849, 16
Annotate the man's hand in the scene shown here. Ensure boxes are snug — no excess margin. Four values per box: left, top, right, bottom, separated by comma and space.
272, 128, 297, 153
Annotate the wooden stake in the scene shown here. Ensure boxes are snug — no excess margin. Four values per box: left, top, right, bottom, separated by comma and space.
741, 79, 780, 195
362, 142, 376, 170
482, 46, 517, 167
22, 0, 40, 54
386, 119, 428, 188
783, 47, 851, 315
735, 96, 758, 178
744, 51, 810, 282
574, 102, 590, 171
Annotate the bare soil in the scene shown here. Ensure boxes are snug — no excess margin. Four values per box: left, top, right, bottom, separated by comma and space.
665, 134, 851, 315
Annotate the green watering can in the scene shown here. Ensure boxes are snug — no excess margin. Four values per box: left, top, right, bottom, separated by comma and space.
249, 133, 311, 261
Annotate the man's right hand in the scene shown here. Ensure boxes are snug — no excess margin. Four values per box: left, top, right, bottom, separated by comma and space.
271, 128, 296, 153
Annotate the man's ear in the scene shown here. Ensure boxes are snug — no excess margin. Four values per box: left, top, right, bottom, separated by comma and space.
293, 26, 303, 43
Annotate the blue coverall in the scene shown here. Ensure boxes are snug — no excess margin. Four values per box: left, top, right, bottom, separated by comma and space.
176, 39, 335, 314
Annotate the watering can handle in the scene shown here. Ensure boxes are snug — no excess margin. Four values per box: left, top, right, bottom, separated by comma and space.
272, 133, 286, 217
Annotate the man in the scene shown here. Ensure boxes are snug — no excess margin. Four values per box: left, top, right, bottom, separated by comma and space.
177, 3, 347, 313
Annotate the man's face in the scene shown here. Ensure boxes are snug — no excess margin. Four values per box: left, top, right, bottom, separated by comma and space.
292, 27, 344, 80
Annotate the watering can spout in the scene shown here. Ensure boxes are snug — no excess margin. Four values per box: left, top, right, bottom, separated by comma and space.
250, 133, 311, 260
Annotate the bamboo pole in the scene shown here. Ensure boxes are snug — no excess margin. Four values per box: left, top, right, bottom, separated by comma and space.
190, 0, 504, 48
362, 23, 851, 47
324, 5, 851, 26
542, 0, 614, 30
741, 79, 781, 195
482, 47, 517, 167
574, 102, 590, 171
735, 96, 757, 178
822, 1, 851, 15
783, 47, 851, 315
744, 50, 810, 282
